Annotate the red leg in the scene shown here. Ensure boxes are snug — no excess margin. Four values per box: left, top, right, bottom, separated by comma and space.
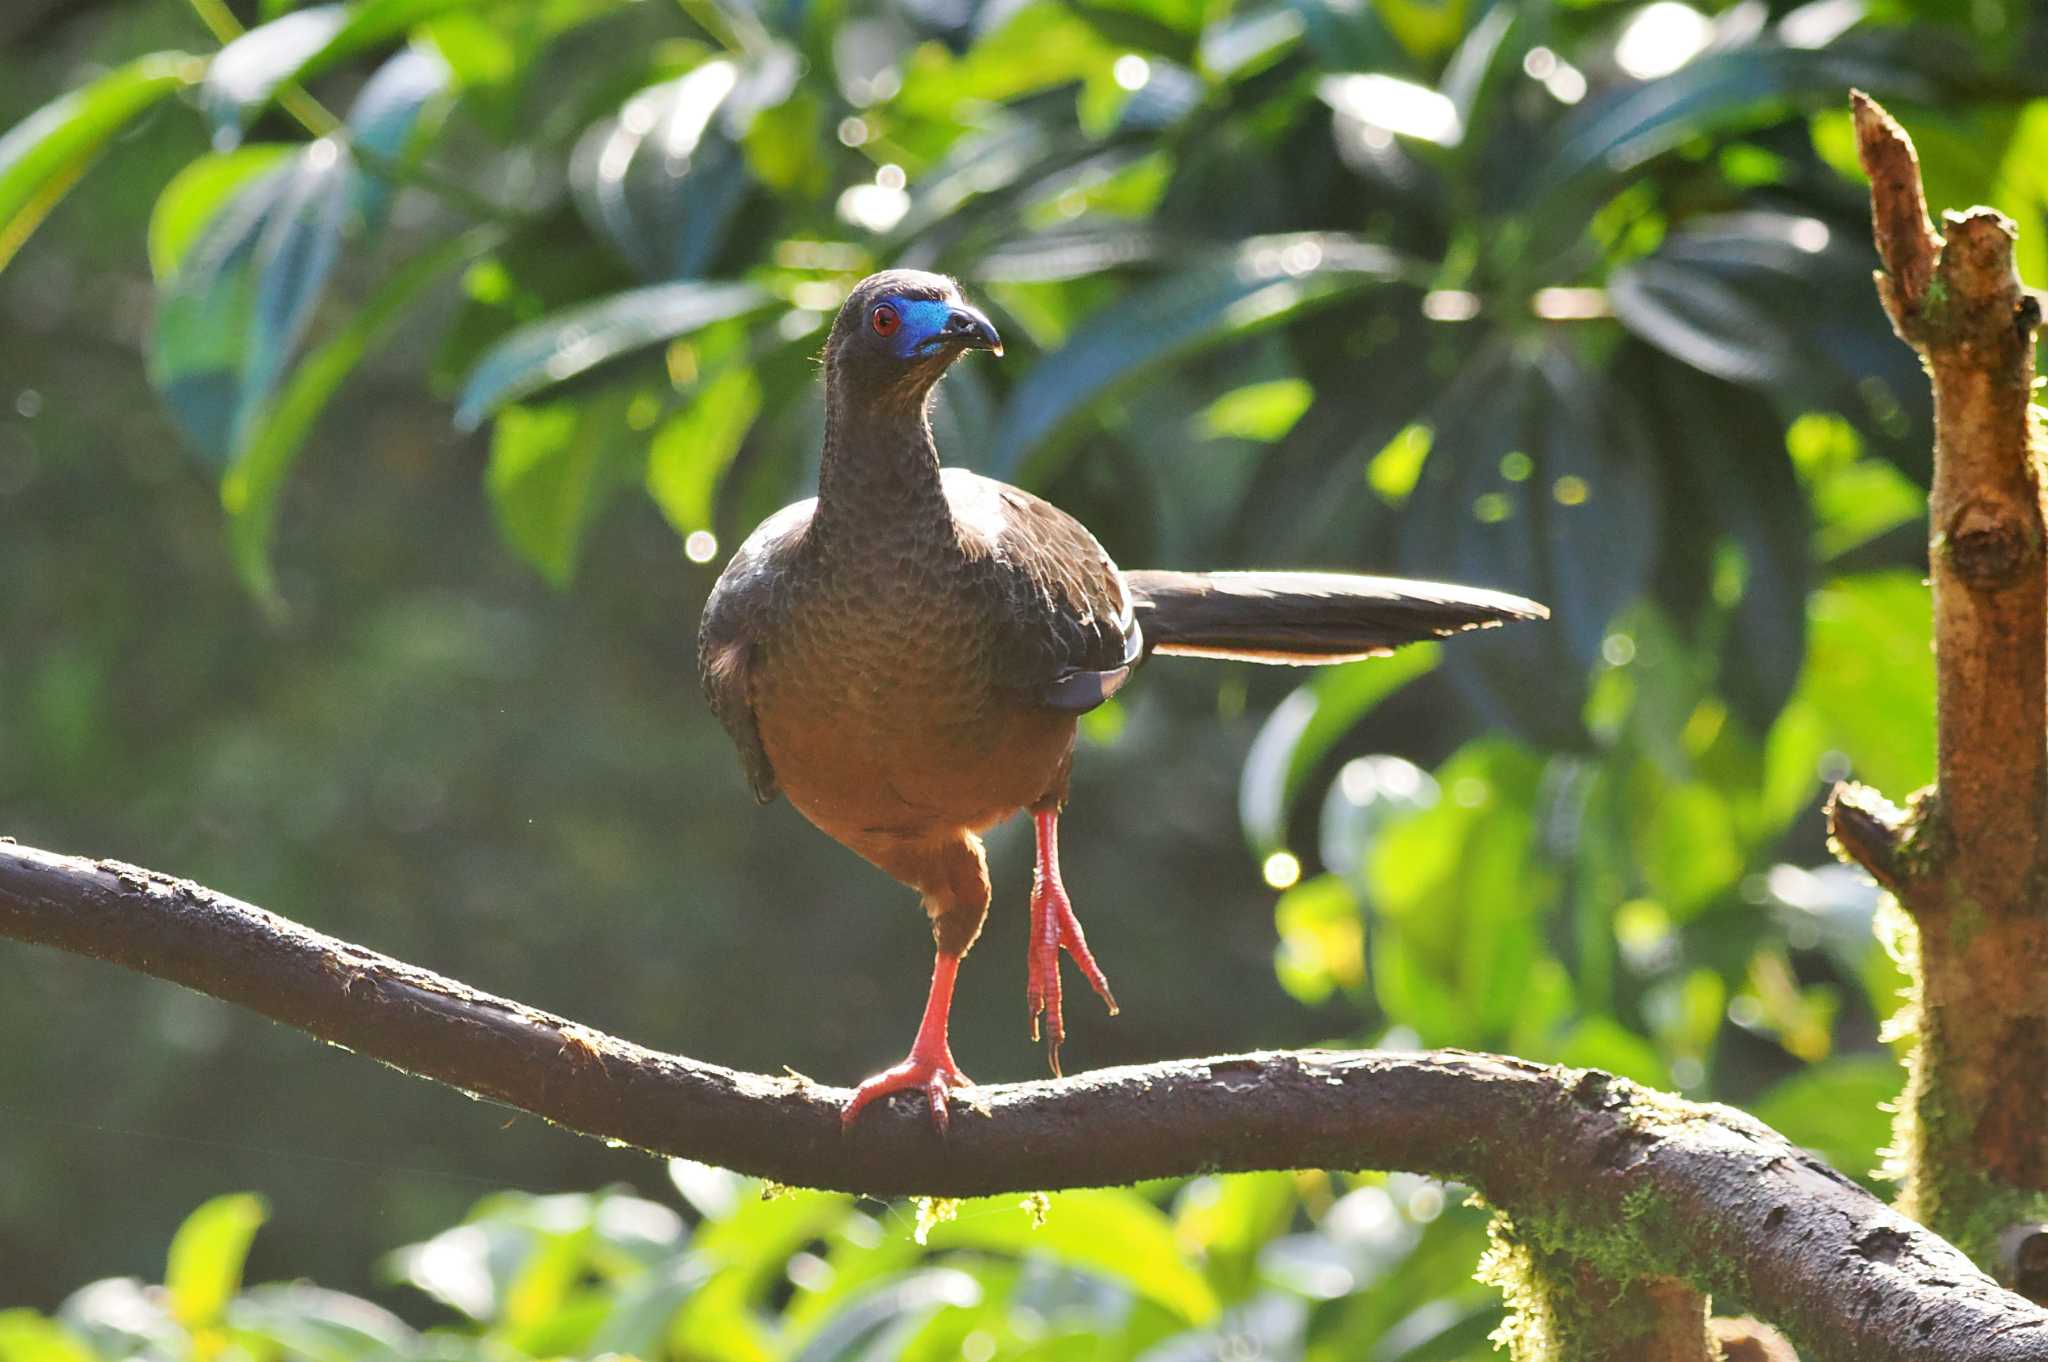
843, 950, 971, 1130
1026, 808, 1118, 1075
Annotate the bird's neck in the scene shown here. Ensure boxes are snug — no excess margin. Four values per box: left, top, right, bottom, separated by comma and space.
813, 381, 949, 545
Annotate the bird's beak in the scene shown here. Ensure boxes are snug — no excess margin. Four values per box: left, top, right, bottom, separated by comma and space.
942, 304, 1003, 357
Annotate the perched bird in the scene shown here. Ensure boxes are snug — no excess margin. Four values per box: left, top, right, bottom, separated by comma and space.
698, 270, 1547, 1129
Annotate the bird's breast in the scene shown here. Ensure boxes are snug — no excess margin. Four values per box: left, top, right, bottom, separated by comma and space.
749, 546, 1071, 841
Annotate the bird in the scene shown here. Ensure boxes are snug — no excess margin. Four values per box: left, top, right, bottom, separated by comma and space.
698, 269, 1547, 1130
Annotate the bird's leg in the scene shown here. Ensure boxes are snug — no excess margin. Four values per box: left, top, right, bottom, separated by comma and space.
1026, 808, 1118, 1075
843, 950, 971, 1130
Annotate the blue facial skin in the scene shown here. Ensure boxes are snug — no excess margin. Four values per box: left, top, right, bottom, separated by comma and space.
872, 292, 999, 358
886, 298, 961, 359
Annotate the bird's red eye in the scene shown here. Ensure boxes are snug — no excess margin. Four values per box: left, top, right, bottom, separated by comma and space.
870, 303, 900, 337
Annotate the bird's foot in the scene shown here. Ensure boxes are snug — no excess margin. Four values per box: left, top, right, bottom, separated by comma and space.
842, 1049, 972, 1132
1026, 876, 1119, 1077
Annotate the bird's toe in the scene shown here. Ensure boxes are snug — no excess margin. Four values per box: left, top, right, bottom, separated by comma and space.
843, 1054, 972, 1132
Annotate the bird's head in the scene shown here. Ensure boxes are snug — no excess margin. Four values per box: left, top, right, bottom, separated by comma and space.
824, 271, 1002, 406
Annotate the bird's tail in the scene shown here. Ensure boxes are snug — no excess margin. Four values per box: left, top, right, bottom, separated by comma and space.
1126, 570, 1548, 665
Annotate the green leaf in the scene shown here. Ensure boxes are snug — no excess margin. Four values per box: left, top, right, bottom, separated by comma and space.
570, 60, 752, 279
486, 386, 647, 586
226, 1283, 420, 1360
202, 5, 351, 142
0, 53, 198, 273
344, 46, 454, 232
1200, 378, 1313, 441
0, 1311, 97, 1362
148, 146, 297, 285
921, 1189, 1220, 1325
1366, 740, 1554, 1046
990, 234, 1415, 481
788, 1270, 982, 1362
1610, 257, 1801, 387
150, 143, 353, 460
1397, 342, 1657, 745
1751, 1054, 1901, 1185
1532, 45, 1922, 211
454, 280, 769, 428
1238, 645, 1440, 855
1800, 572, 1936, 795
646, 361, 762, 538
226, 228, 496, 608
1556, 1016, 1671, 1088
165, 1193, 270, 1331
1273, 873, 1365, 1005
202, 0, 478, 145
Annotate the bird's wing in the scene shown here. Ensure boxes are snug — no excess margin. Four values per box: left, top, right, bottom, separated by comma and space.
943, 468, 1140, 715
696, 499, 814, 803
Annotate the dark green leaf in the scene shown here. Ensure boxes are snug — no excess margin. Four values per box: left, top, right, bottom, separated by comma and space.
455, 280, 769, 428
569, 60, 755, 280
991, 234, 1416, 480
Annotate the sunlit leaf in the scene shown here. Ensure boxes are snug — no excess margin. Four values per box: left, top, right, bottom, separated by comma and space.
454, 280, 769, 428
0, 1311, 97, 1362
1366, 740, 1553, 1046
647, 361, 763, 539
922, 1190, 1220, 1325
1800, 572, 1936, 794
201, 5, 351, 143
148, 145, 297, 284
165, 1193, 269, 1332
0, 53, 198, 273
486, 386, 647, 586
201, 0, 479, 145
1201, 378, 1313, 442
1273, 873, 1365, 1004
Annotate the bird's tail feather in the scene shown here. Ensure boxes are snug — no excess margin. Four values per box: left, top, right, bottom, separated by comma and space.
1126, 570, 1547, 665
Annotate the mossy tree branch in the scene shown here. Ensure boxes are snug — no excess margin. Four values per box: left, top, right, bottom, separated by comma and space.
4, 838, 2047, 1361
1827, 92, 2048, 1284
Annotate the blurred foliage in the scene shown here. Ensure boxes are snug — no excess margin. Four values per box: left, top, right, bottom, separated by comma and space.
4, 0, 2048, 1349
0, 1174, 1505, 1362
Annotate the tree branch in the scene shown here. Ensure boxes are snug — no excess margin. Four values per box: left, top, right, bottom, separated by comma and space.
1825, 781, 1914, 898
3, 839, 2047, 1361
1842, 91, 2048, 1268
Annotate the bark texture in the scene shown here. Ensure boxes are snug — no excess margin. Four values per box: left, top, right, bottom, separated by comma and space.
1828, 93, 2048, 1280
3, 838, 2047, 1362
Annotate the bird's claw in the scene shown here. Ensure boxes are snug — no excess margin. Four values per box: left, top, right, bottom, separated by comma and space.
1026, 884, 1118, 1078
842, 1054, 971, 1132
